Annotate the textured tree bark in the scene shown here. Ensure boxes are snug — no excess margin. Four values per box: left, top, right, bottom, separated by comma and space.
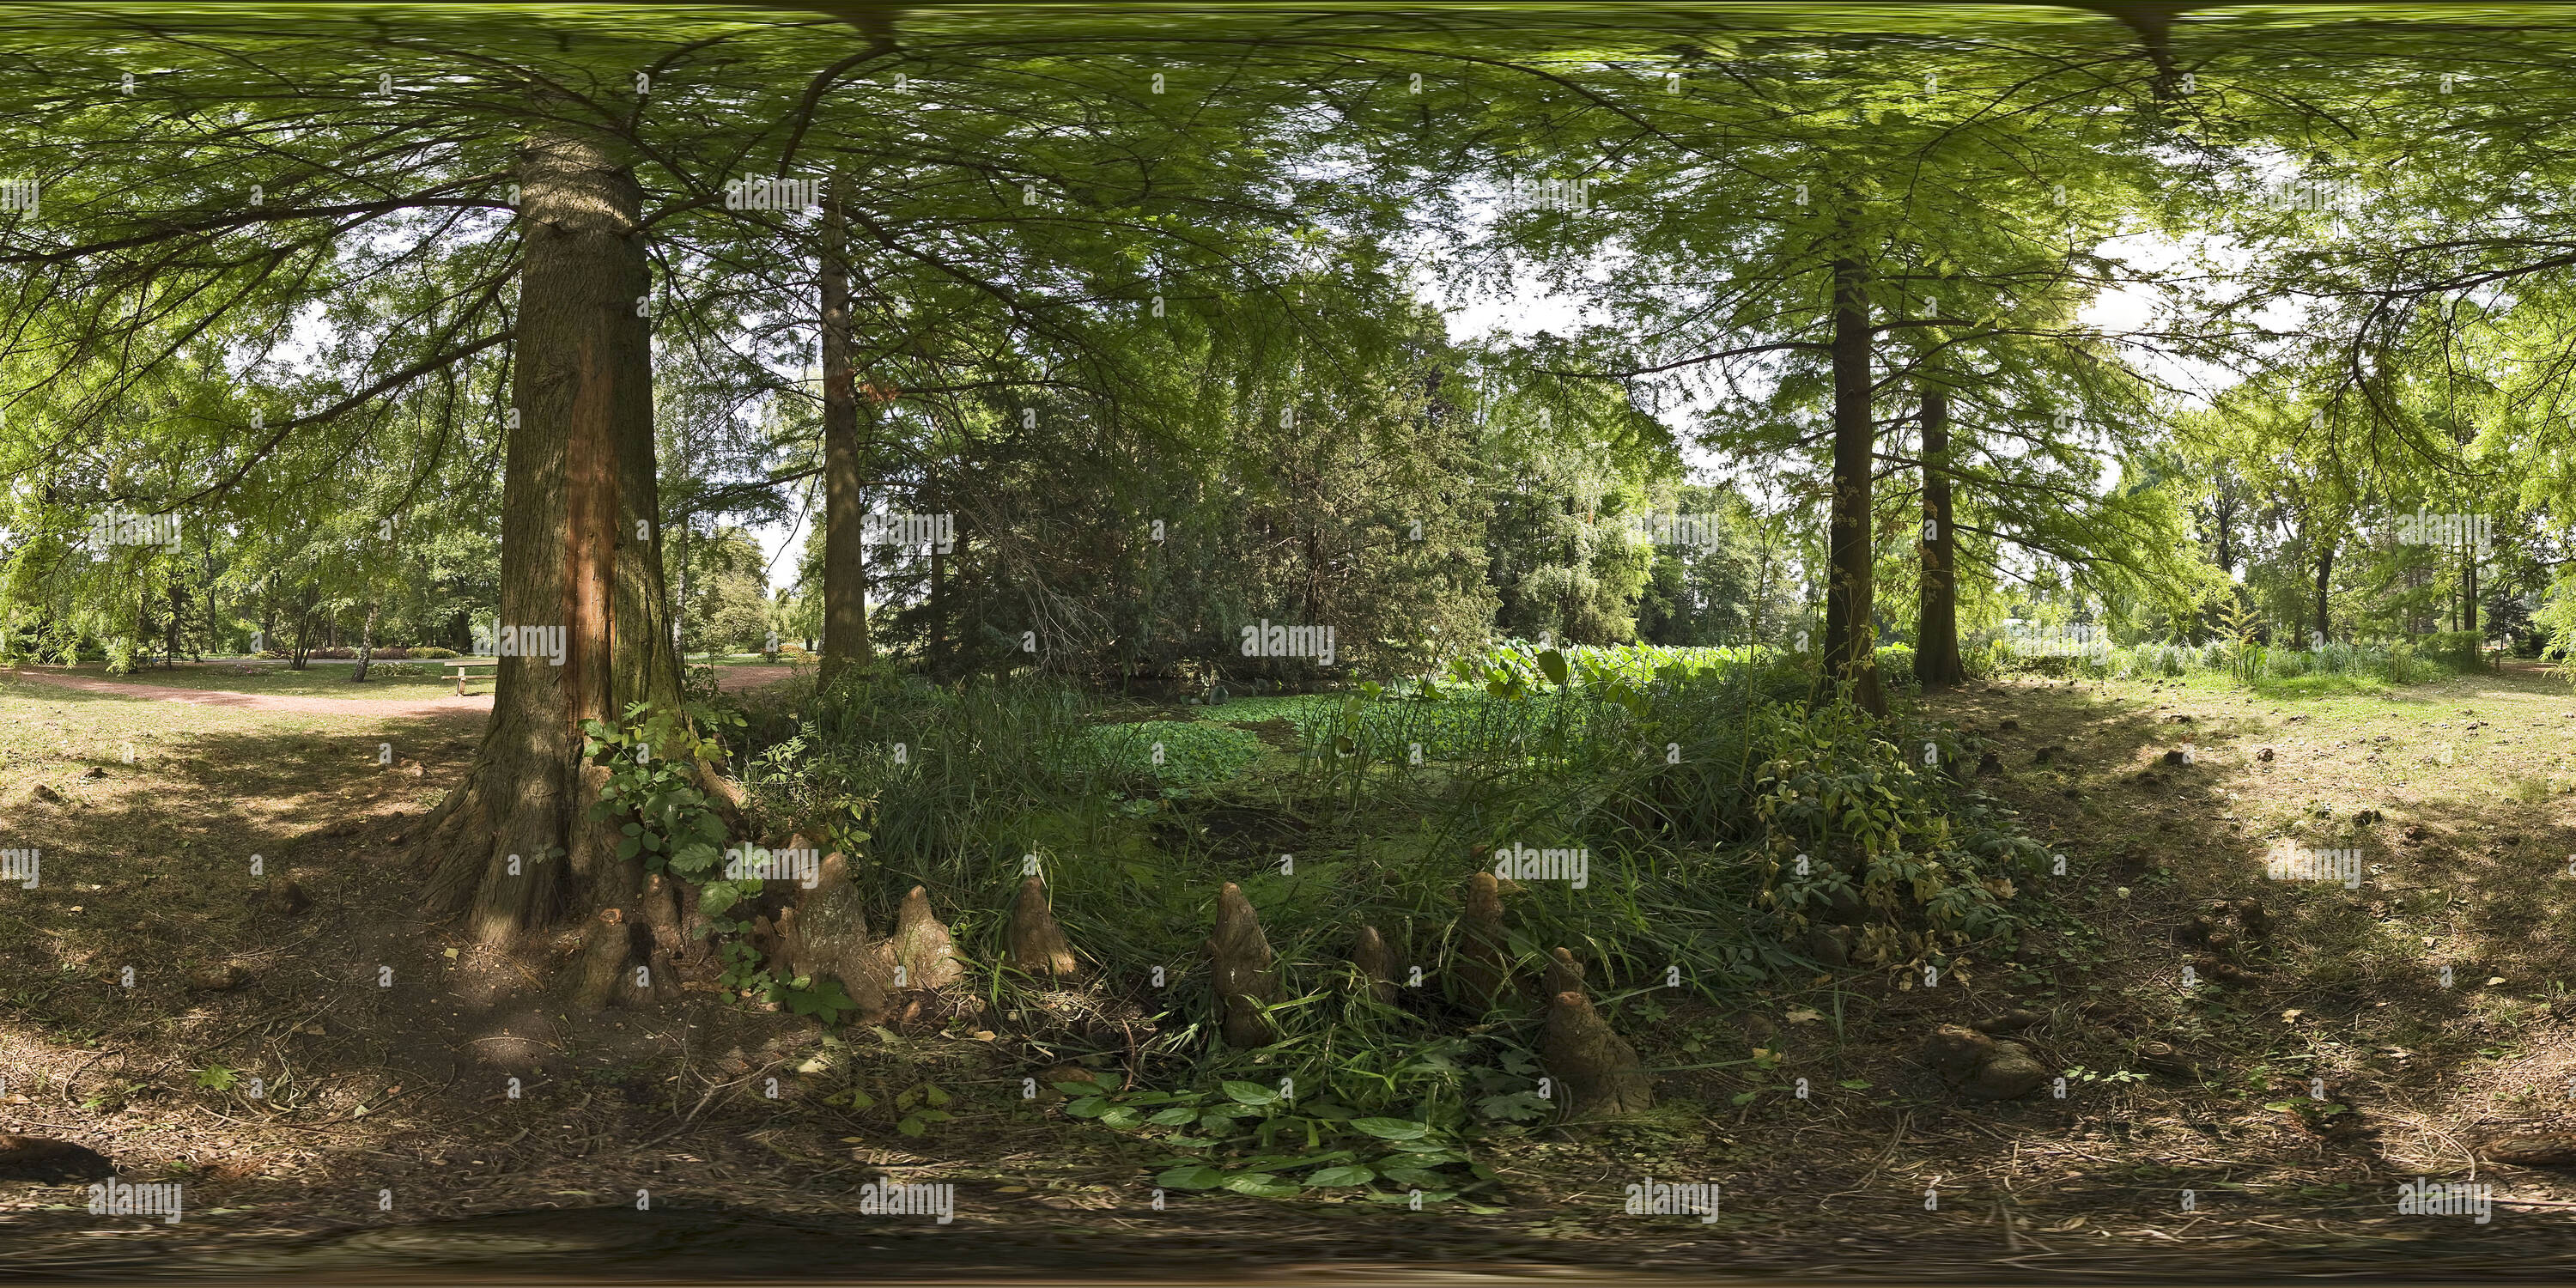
1540, 945, 1585, 1002
1541, 990, 1653, 1118
1822, 256, 1887, 716
417, 125, 677, 957
1005, 876, 1080, 979
819, 180, 872, 688
890, 886, 963, 988
781, 854, 890, 1022
1208, 883, 1279, 1047
1915, 382, 1965, 689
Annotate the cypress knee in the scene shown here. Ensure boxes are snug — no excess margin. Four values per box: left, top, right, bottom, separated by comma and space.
1541, 945, 1586, 1002
1351, 925, 1398, 1004
891, 885, 963, 988
1007, 876, 1080, 979
787, 853, 889, 1021
1208, 882, 1279, 1047
1542, 989, 1653, 1118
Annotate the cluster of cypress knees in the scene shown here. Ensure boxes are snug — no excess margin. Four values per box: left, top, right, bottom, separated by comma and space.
574, 843, 1656, 1121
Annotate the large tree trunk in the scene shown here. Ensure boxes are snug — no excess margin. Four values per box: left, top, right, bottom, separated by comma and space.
1914, 381, 1964, 690
1820, 256, 1887, 716
417, 126, 679, 951
818, 182, 872, 688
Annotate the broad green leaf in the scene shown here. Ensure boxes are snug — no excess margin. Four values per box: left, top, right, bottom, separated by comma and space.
1346, 1116, 1429, 1140
1382, 1149, 1466, 1165
1220, 1080, 1280, 1106
1303, 1165, 1375, 1187
1156, 1166, 1224, 1190
1536, 649, 1569, 686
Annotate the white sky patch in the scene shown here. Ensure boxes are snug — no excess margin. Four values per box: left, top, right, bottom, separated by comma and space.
1413, 180, 1734, 484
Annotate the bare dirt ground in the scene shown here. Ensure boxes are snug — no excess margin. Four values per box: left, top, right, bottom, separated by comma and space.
5, 663, 801, 717
3, 664, 2572, 1281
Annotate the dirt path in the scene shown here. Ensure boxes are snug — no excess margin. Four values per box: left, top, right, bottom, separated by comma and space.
8, 664, 800, 716
9, 667, 489, 716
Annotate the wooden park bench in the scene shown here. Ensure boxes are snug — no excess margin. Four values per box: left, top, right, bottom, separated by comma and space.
444, 659, 499, 696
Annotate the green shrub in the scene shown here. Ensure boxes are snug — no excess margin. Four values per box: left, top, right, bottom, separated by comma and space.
2415, 630, 2486, 674
1874, 641, 1917, 690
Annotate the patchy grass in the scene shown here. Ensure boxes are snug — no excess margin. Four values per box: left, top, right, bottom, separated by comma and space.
7, 664, 2576, 1273
25, 661, 472, 702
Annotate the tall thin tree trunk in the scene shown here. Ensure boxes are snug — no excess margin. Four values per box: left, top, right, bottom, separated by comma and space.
353, 601, 378, 682
929, 538, 945, 673
2463, 544, 2478, 637
290, 580, 318, 669
819, 181, 872, 688
2313, 540, 2335, 646
1821, 256, 1886, 716
1915, 382, 1964, 689
416, 125, 681, 953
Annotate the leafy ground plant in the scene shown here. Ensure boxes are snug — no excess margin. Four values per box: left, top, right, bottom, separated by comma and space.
1053, 1069, 1504, 1209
